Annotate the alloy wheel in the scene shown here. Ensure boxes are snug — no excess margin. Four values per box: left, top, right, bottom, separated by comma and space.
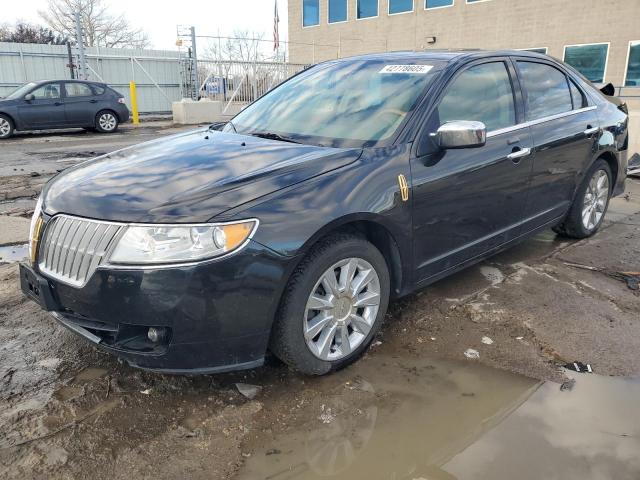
304, 258, 381, 361
582, 169, 609, 231
98, 113, 117, 131
0, 118, 11, 137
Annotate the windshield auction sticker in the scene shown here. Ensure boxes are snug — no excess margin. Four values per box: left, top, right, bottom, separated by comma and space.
379, 65, 433, 74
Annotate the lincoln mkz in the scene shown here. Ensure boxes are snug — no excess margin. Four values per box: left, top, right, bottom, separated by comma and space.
20, 50, 628, 375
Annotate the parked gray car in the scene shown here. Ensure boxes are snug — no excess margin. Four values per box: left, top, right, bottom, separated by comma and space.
0, 80, 130, 139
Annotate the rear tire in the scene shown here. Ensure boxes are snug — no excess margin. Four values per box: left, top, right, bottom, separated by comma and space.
0, 114, 14, 139
95, 110, 119, 133
553, 159, 612, 239
270, 234, 390, 375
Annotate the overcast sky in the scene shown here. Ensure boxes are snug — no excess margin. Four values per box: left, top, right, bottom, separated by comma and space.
3, 0, 289, 52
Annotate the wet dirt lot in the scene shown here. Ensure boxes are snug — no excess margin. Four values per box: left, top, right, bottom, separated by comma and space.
1, 128, 640, 479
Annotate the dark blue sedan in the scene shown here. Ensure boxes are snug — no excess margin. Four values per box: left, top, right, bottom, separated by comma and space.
19, 50, 629, 375
0, 80, 130, 138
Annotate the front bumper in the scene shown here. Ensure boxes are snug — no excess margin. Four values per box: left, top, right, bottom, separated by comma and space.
20, 240, 293, 374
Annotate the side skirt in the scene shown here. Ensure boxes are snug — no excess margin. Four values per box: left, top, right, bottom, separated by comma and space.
414, 215, 565, 291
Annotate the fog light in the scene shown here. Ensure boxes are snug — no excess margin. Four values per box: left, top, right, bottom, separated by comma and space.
147, 327, 166, 343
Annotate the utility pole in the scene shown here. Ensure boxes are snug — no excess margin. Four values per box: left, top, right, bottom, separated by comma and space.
74, 11, 88, 80
66, 42, 75, 79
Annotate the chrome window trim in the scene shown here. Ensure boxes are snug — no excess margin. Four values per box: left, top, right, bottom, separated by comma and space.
486, 106, 597, 138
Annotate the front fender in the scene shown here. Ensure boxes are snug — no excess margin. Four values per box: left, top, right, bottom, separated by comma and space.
217, 145, 414, 287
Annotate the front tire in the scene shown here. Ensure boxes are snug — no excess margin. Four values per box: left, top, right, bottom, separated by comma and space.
95, 110, 119, 133
0, 114, 14, 139
271, 234, 390, 375
554, 159, 612, 239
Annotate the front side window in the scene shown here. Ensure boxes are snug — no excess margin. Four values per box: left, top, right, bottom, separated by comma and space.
437, 62, 515, 132
65, 83, 93, 97
328, 0, 347, 23
625, 41, 640, 87
31, 83, 61, 100
563, 43, 608, 83
303, 0, 320, 27
227, 60, 444, 147
426, 0, 453, 8
389, 0, 413, 14
357, 0, 378, 19
517, 61, 572, 121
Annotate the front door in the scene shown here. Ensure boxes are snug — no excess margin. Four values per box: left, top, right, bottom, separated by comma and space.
513, 59, 601, 229
410, 59, 534, 283
17, 82, 66, 129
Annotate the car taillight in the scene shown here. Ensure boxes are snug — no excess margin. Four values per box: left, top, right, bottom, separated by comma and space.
118, 97, 126, 104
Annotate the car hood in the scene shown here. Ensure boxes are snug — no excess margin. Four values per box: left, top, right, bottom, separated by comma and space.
43, 129, 361, 223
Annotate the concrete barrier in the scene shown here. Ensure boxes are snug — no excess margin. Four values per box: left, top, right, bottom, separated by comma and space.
172, 99, 223, 124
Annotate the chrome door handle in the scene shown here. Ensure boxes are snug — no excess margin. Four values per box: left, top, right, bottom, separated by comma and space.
507, 147, 532, 161
584, 126, 600, 136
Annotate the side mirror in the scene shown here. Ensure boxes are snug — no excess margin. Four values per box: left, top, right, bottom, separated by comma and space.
24, 93, 35, 101
432, 120, 487, 149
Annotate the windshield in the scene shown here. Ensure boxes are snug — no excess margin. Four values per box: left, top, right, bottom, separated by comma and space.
5, 82, 37, 100
226, 60, 444, 148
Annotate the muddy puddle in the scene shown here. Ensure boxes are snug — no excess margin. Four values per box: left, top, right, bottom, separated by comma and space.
238, 356, 640, 480
0, 243, 28, 263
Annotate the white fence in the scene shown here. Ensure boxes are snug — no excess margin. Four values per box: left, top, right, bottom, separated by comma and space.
0, 42, 182, 113
0, 42, 308, 115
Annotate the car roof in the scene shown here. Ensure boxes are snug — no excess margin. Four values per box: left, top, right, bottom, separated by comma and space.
30, 79, 106, 86
333, 49, 552, 63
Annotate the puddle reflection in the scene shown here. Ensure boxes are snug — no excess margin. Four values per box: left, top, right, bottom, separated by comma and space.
239, 356, 640, 480
0, 243, 28, 263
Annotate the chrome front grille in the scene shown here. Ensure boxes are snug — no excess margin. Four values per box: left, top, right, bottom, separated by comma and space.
38, 215, 123, 287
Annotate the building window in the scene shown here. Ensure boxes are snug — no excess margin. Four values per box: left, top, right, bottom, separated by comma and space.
303, 0, 319, 27
389, 0, 413, 14
328, 0, 348, 23
357, 0, 378, 19
625, 41, 640, 87
563, 43, 609, 83
426, 0, 453, 8
522, 47, 547, 54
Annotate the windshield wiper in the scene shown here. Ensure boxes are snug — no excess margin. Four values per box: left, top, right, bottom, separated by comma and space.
248, 131, 300, 144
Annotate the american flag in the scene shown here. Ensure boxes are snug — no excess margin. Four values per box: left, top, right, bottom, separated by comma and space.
273, 0, 280, 51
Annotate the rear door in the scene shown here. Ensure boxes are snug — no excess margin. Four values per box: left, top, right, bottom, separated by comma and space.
513, 58, 600, 230
17, 82, 66, 129
410, 59, 534, 283
63, 82, 96, 127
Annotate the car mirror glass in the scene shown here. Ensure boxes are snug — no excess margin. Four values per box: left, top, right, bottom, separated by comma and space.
433, 120, 487, 150
24, 93, 35, 101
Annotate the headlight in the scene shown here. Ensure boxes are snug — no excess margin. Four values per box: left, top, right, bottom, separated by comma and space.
28, 196, 44, 263
108, 219, 258, 265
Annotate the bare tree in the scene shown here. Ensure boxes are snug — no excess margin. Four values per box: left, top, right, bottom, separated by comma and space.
38, 0, 150, 49
204, 30, 267, 63
0, 21, 67, 44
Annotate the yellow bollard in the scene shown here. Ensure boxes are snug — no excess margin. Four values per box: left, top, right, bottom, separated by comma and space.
129, 81, 140, 125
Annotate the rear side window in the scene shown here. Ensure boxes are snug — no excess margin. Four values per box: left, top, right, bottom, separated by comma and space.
65, 83, 93, 97
438, 62, 516, 132
92, 85, 106, 95
517, 61, 572, 121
